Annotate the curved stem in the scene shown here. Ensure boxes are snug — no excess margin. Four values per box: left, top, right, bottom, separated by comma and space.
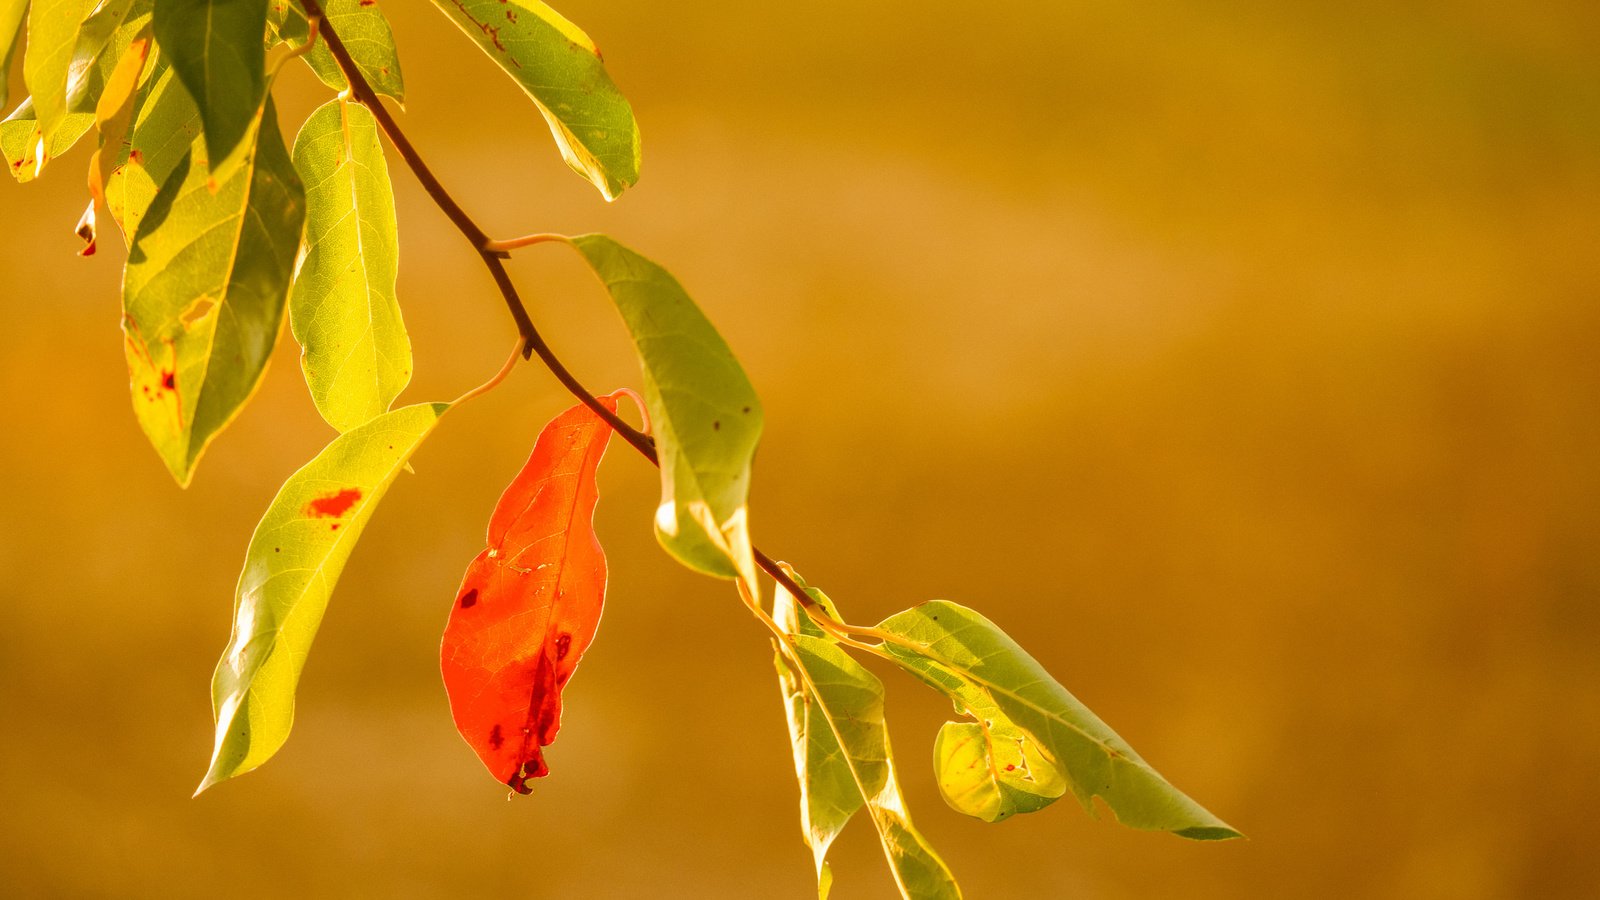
302, 3, 876, 638
451, 339, 523, 407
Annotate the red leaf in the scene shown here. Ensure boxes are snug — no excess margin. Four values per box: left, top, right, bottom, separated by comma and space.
441, 394, 622, 793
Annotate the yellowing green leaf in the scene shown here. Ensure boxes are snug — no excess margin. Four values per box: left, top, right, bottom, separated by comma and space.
428, 0, 639, 199
121, 96, 304, 486
773, 584, 863, 897
565, 234, 762, 587
787, 633, 963, 899
1, 96, 91, 181
198, 402, 450, 792
152, 0, 265, 166
103, 50, 200, 240
266, 0, 404, 102
1, 0, 28, 111
877, 601, 1242, 840
289, 98, 410, 433
21, 0, 97, 147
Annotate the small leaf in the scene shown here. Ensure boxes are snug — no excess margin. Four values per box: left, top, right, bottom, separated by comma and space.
102, 49, 200, 239
85, 28, 151, 232
785, 632, 963, 899
441, 395, 622, 793
152, 0, 266, 165
876, 600, 1242, 840
1, 97, 91, 181
427, 0, 639, 199
199, 402, 450, 792
773, 582, 863, 897
266, 0, 404, 102
289, 97, 410, 433
1, 0, 28, 112
121, 95, 304, 485
21, 0, 97, 148
566, 234, 762, 589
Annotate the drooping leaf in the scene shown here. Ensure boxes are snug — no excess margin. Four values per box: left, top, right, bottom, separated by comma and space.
82, 27, 151, 254
876, 600, 1242, 840
427, 0, 639, 200
266, 0, 403, 102
289, 97, 410, 433
121, 95, 304, 486
565, 234, 762, 589
441, 394, 622, 793
152, 0, 265, 166
1, 97, 91, 180
6, 0, 146, 178
64, 0, 146, 113
102, 49, 200, 239
772, 581, 863, 899
0, 0, 28, 112
198, 402, 450, 792
20, 0, 96, 148
783, 631, 963, 899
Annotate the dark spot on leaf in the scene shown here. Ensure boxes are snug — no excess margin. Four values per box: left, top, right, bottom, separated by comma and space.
330, 523, 341, 531
488, 724, 503, 749
712, 420, 720, 431
742, 406, 751, 414
306, 488, 362, 518
459, 588, 479, 609
1005, 764, 1017, 772
554, 633, 571, 661
274, 547, 280, 553
128, 149, 143, 164
161, 370, 176, 390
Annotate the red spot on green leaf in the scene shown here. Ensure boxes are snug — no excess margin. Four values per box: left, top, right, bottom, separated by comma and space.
305, 488, 362, 518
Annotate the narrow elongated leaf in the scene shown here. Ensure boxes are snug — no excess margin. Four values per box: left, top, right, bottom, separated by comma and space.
21, 0, 96, 146
428, 0, 638, 199
64, 0, 145, 113
3, 0, 147, 179
78, 27, 150, 255
199, 402, 450, 792
773, 583, 863, 899
876, 601, 1242, 840
289, 98, 409, 432
152, 0, 265, 165
102, 50, 199, 238
266, 0, 403, 102
785, 633, 962, 900
441, 395, 622, 793
121, 96, 304, 486
0, 0, 28, 111
565, 234, 762, 588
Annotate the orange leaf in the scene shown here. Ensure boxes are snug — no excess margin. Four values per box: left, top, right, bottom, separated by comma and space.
441, 394, 622, 793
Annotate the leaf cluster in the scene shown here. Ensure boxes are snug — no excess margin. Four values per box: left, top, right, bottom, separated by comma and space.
2, 0, 1238, 894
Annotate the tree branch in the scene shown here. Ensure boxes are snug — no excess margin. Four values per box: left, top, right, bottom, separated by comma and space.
299, 0, 841, 622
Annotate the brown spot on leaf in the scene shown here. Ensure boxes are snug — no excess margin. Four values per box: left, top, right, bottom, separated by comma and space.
488, 724, 503, 749
554, 633, 571, 661
305, 488, 362, 518
459, 588, 479, 609
712, 420, 720, 430
161, 370, 176, 391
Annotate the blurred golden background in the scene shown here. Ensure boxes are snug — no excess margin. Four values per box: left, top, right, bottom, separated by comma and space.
3, 0, 1598, 896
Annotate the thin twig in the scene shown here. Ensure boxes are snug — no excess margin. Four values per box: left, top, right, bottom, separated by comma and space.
300, 2, 873, 637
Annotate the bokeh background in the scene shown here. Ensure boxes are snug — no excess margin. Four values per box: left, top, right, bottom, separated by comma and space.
3, 1, 1598, 896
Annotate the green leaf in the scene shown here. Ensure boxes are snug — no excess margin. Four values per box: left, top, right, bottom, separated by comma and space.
0, 0, 28, 112
2, 0, 147, 181
773, 584, 863, 897
266, 0, 403, 102
289, 97, 410, 432
64, 0, 147, 113
198, 402, 450, 792
152, 0, 266, 166
1, 95, 91, 181
103, 49, 200, 239
785, 633, 963, 899
21, 0, 96, 146
121, 96, 305, 486
876, 600, 1242, 840
428, 0, 639, 200
565, 234, 762, 586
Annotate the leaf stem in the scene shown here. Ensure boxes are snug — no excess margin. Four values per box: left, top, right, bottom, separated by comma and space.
451, 339, 523, 406
303, 5, 884, 642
